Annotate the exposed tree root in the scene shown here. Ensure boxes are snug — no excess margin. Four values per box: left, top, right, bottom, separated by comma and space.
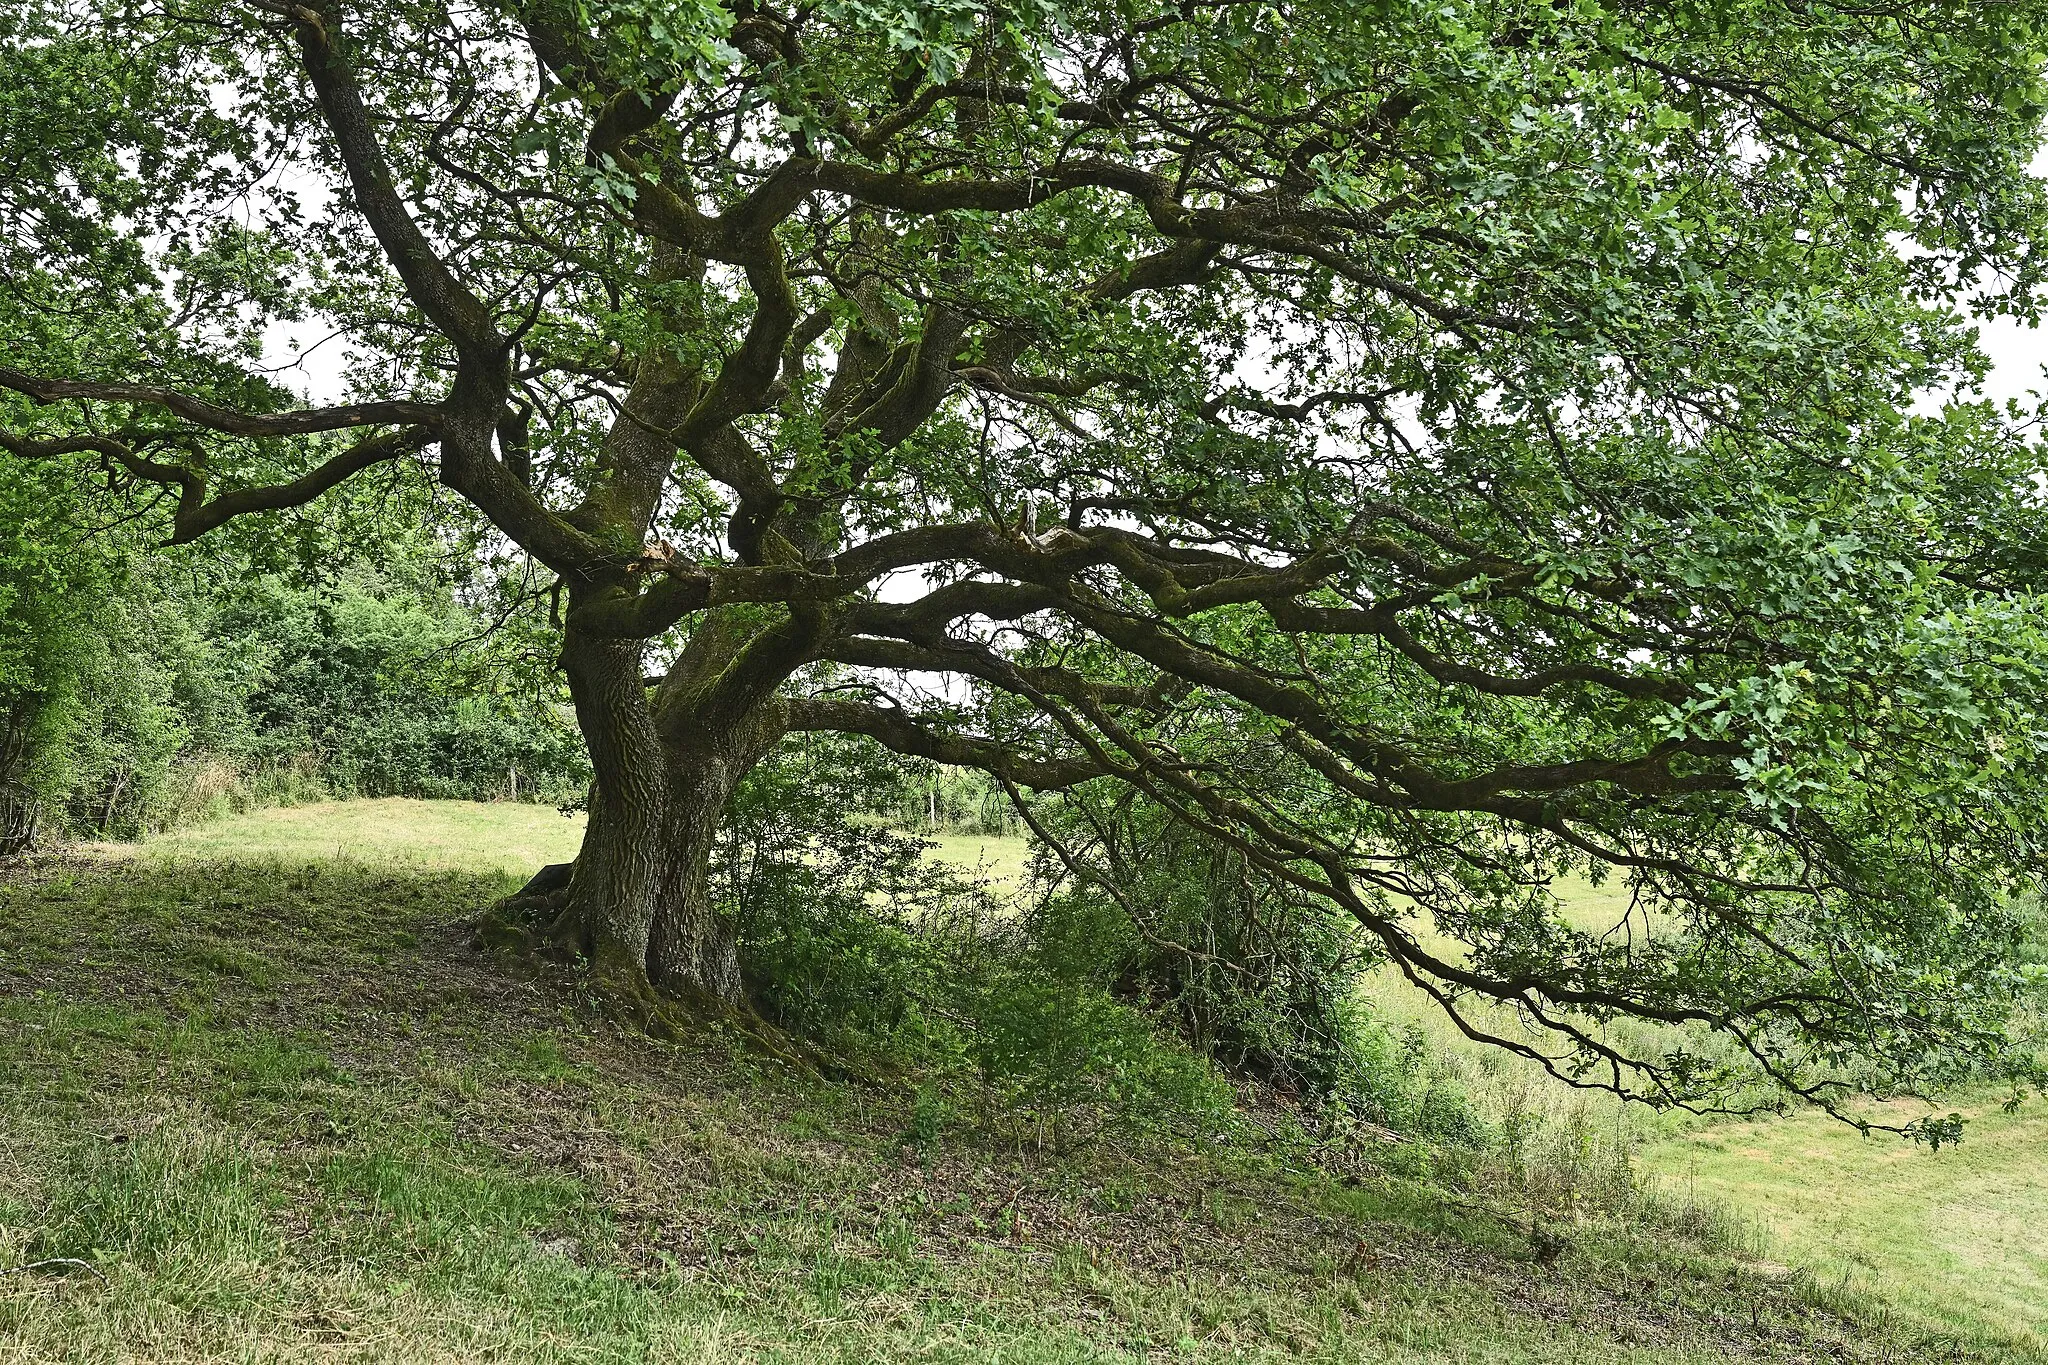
470, 877, 824, 1077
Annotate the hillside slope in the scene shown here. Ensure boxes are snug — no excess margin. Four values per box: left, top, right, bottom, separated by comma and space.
0, 806, 2036, 1363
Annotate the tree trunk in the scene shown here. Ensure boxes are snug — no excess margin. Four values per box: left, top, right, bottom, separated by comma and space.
550, 745, 750, 1007
645, 745, 745, 1001
513, 622, 780, 1014
0, 697, 43, 857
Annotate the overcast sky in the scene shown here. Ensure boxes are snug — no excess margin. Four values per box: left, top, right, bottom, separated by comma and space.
1972, 311, 2046, 410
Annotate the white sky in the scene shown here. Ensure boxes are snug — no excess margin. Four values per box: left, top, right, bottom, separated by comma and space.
1972, 312, 2046, 409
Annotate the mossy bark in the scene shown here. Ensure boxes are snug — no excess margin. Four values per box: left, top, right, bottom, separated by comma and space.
499, 612, 802, 1020
538, 629, 745, 1006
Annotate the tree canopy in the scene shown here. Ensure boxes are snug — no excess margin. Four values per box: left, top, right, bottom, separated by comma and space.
7, 0, 2048, 1123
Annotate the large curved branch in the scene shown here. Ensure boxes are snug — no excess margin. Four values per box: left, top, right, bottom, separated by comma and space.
796, 161, 1529, 333
1266, 599, 1686, 704
819, 539, 1721, 820
783, 696, 1107, 790
169, 426, 438, 542
983, 566, 1732, 809
672, 244, 805, 561
824, 634, 1166, 711
1069, 706, 1918, 1127
624, 155, 1525, 341
566, 524, 1030, 640
0, 422, 434, 543
834, 523, 1677, 709
242, 3, 625, 582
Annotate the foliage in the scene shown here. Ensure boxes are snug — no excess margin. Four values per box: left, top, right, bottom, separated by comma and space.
0, 460, 116, 848
6, 0, 2048, 1121
0, 485, 589, 841
868, 764, 1022, 838
728, 736, 1234, 1144
212, 570, 589, 808
1022, 787, 1494, 1144
1025, 795, 1359, 1088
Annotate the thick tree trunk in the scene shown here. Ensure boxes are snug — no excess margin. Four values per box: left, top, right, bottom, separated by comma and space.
548, 632, 670, 988
516, 621, 780, 1013
645, 747, 745, 1001
553, 747, 748, 1007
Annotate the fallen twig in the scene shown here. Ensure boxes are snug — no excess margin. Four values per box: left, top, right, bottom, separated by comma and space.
0, 1258, 106, 1284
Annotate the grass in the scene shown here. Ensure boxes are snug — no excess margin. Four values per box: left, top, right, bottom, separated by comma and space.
1639, 1096, 2048, 1346
921, 831, 1036, 896
113, 798, 1030, 891
1356, 872, 2048, 1360
0, 801, 2037, 1362
99, 797, 589, 876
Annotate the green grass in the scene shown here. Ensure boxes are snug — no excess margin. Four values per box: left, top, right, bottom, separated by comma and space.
112, 797, 1031, 892
1640, 1096, 2048, 1346
1358, 873, 2048, 1359
97, 796, 590, 875
0, 802, 2036, 1362
922, 831, 1035, 895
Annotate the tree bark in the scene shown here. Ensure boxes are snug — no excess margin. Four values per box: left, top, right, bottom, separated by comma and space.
522, 618, 785, 1011
0, 698, 41, 857
645, 741, 746, 1001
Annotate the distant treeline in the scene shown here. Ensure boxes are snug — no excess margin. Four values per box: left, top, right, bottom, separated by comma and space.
0, 562, 589, 849
0, 458, 587, 850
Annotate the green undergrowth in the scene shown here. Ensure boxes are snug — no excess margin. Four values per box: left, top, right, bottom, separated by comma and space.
0, 853, 2035, 1363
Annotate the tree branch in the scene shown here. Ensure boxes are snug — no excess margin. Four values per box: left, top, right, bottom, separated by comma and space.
260, 0, 504, 359
783, 696, 1106, 790
0, 367, 441, 436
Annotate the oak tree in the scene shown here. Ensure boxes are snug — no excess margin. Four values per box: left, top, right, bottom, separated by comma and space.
7, 0, 2048, 1113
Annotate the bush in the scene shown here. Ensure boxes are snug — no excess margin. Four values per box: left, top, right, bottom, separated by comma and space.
727, 740, 1495, 1153
1021, 791, 1485, 1146
869, 763, 1022, 837
729, 736, 1236, 1148
13, 564, 591, 842
1330, 1017, 1489, 1147
213, 572, 588, 809
0, 441, 592, 849
961, 969, 1234, 1148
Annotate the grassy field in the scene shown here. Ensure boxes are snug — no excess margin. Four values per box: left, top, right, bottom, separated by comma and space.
104, 800, 1031, 891
922, 831, 1037, 892
1364, 971, 2048, 1355
1640, 1099, 2048, 1345
104, 797, 590, 876
0, 800, 2038, 1362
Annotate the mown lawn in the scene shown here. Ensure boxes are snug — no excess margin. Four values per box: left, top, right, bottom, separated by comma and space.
0, 801, 2036, 1363
1639, 1099, 2048, 1347
103, 800, 1032, 892
99, 797, 590, 876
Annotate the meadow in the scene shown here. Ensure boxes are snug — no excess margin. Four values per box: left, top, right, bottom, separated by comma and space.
1363, 919, 2048, 1353
0, 799, 2038, 1362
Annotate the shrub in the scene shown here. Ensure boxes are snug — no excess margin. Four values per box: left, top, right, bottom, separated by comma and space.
1022, 790, 1485, 1145
729, 737, 1236, 1147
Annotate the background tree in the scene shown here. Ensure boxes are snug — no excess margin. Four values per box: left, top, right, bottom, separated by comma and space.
0, 476, 591, 842
0, 457, 121, 852
6, 0, 2048, 1116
